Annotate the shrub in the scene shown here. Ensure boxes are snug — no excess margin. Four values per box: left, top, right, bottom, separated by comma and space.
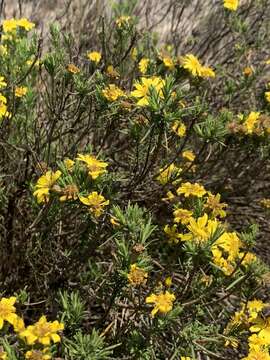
1, 1, 270, 359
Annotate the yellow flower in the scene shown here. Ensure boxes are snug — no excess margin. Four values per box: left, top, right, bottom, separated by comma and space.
200, 66, 216, 78
248, 333, 270, 351
76, 153, 108, 179
244, 112, 260, 134
127, 264, 148, 286
15, 86, 27, 97
0, 76, 7, 89
224, 0, 239, 11
130, 76, 165, 106
13, 315, 25, 332
0, 347, 7, 360
156, 163, 181, 185
2, 19, 17, 32
211, 232, 242, 275
243, 66, 253, 77
79, 191, 109, 218
180, 357, 191, 360
102, 84, 125, 101
64, 158, 75, 171
17, 18, 35, 31
116, 16, 131, 28
138, 58, 150, 74
106, 65, 120, 78
204, 193, 227, 218
212, 255, 235, 275
173, 208, 193, 225
212, 232, 241, 261
87, 51, 101, 64
247, 300, 265, 322
2, 18, 34, 32
0, 297, 17, 329
25, 349, 51, 360
182, 54, 202, 76
265, 92, 270, 103
187, 214, 218, 243
67, 63, 80, 74
146, 291, 175, 317
0, 93, 10, 119
33, 170, 62, 203
164, 276, 172, 287
239, 252, 257, 266
172, 121, 186, 137
162, 56, 174, 70
181, 54, 215, 78
164, 224, 182, 244
20, 315, 64, 346
242, 350, 270, 360
177, 182, 206, 198
182, 150, 195, 162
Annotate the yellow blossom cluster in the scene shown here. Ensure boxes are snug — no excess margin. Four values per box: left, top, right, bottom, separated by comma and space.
0, 296, 63, 359
33, 153, 109, 218
102, 84, 125, 102
162, 181, 257, 274
228, 112, 270, 136
2, 18, 35, 33
0, 93, 10, 119
226, 300, 270, 359
181, 54, 215, 78
130, 76, 165, 106
15, 86, 28, 97
224, 0, 239, 11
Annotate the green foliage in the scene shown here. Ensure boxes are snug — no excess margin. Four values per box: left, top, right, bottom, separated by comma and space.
58, 291, 87, 332
64, 330, 120, 360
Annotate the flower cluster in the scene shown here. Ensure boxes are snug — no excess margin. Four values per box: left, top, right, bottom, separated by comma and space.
226, 299, 270, 359
130, 76, 165, 106
162, 181, 257, 275
181, 54, 215, 78
228, 112, 270, 136
2, 18, 35, 33
0, 297, 63, 359
33, 154, 109, 218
